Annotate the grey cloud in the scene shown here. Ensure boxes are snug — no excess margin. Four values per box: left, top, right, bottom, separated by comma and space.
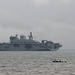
0, 0, 75, 27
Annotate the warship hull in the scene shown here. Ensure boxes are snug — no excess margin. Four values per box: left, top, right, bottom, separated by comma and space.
0, 48, 58, 51
0, 45, 59, 51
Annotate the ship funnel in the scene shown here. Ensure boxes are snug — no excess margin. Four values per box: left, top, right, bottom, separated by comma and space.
30, 32, 32, 37
28, 32, 33, 40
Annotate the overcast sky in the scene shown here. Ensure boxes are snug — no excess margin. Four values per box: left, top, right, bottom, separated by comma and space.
0, 0, 75, 49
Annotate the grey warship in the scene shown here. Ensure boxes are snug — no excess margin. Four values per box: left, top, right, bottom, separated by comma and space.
0, 32, 62, 51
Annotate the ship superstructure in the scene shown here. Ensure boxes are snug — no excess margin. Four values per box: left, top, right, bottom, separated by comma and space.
0, 32, 62, 51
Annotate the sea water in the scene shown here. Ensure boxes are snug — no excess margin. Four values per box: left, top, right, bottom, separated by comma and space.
0, 49, 75, 75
